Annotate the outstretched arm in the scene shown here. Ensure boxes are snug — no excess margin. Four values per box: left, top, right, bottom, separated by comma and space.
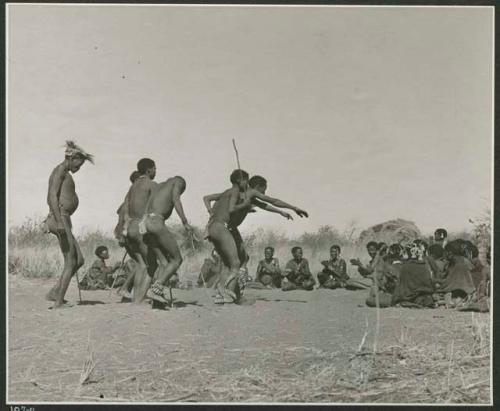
251, 191, 308, 218
252, 199, 293, 220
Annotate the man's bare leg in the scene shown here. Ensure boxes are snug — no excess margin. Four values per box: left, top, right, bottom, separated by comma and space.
152, 228, 182, 286
132, 254, 150, 303
126, 221, 153, 303
46, 216, 82, 308
208, 222, 241, 303
54, 231, 78, 308
148, 247, 171, 305
144, 217, 182, 303
117, 243, 140, 298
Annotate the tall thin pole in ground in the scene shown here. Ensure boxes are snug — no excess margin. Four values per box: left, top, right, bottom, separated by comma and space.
232, 138, 241, 171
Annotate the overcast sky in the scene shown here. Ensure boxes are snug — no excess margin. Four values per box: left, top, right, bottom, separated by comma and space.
7, 5, 493, 237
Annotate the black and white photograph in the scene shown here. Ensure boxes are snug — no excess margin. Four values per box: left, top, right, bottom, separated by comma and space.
6, 2, 493, 406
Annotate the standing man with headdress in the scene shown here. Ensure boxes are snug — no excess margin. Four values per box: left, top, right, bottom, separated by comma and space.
45, 141, 94, 308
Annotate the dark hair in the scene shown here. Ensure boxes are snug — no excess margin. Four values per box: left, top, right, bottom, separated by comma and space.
265, 246, 274, 252
366, 241, 379, 249
469, 244, 479, 258
445, 240, 463, 257
67, 152, 86, 161
389, 243, 403, 256
291, 246, 302, 255
434, 228, 448, 238
330, 245, 341, 252
249, 175, 267, 188
428, 244, 444, 259
230, 169, 249, 184
414, 239, 428, 251
129, 170, 141, 183
95, 245, 108, 257
137, 158, 155, 175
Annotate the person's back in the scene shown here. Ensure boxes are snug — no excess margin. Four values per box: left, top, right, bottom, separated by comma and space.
439, 255, 475, 296
129, 176, 156, 218
147, 176, 184, 219
392, 260, 435, 307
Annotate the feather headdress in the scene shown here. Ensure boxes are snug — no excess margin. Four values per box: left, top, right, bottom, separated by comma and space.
64, 140, 94, 164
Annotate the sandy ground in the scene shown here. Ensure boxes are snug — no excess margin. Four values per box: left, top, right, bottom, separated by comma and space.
8, 275, 491, 404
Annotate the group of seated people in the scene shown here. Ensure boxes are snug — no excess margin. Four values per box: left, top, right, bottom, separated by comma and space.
197, 228, 490, 311
197, 243, 367, 293
359, 231, 491, 311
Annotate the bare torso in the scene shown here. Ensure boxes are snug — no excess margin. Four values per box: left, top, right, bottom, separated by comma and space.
211, 187, 240, 224
48, 165, 79, 216
147, 176, 182, 220
128, 176, 157, 218
228, 191, 255, 228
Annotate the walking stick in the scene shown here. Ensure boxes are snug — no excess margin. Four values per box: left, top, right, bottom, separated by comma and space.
75, 271, 83, 304
168, 285, 174, 309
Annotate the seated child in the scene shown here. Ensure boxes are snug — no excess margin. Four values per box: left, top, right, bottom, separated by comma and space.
80, 246, 122, 290
256, 246, 282, 288
282, 247, 315, 291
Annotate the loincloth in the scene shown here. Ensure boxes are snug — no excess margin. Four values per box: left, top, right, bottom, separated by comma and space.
138, 213, 164, 235
43, 210, 72, 233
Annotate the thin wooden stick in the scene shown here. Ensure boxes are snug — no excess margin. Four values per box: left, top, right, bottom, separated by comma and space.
74, 272, 83, 304
169, 285, 174, 309
232, 138, 241, 170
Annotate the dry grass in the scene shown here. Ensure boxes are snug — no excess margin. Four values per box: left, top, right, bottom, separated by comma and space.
8, 219, 360, 284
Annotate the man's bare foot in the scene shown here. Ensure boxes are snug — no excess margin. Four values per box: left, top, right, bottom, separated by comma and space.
49, 301, 74, 310
146, 288, 169, 304
46, 292, 68, 304
214, 290, 236, 305
117, 288, 133, 299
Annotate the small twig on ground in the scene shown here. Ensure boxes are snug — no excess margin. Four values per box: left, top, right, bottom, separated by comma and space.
115, 368, 156, 384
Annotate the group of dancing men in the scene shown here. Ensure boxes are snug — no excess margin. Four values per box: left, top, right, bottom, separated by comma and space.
44, 141, 308, 308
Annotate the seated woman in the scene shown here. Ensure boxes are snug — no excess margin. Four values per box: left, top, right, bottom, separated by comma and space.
80, 246, 122, 290
317, 245, 348, 289
436, 240, 476, 307
391, 241, 436, 308
282, 247, 315, 291
255, 247, 282, 288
